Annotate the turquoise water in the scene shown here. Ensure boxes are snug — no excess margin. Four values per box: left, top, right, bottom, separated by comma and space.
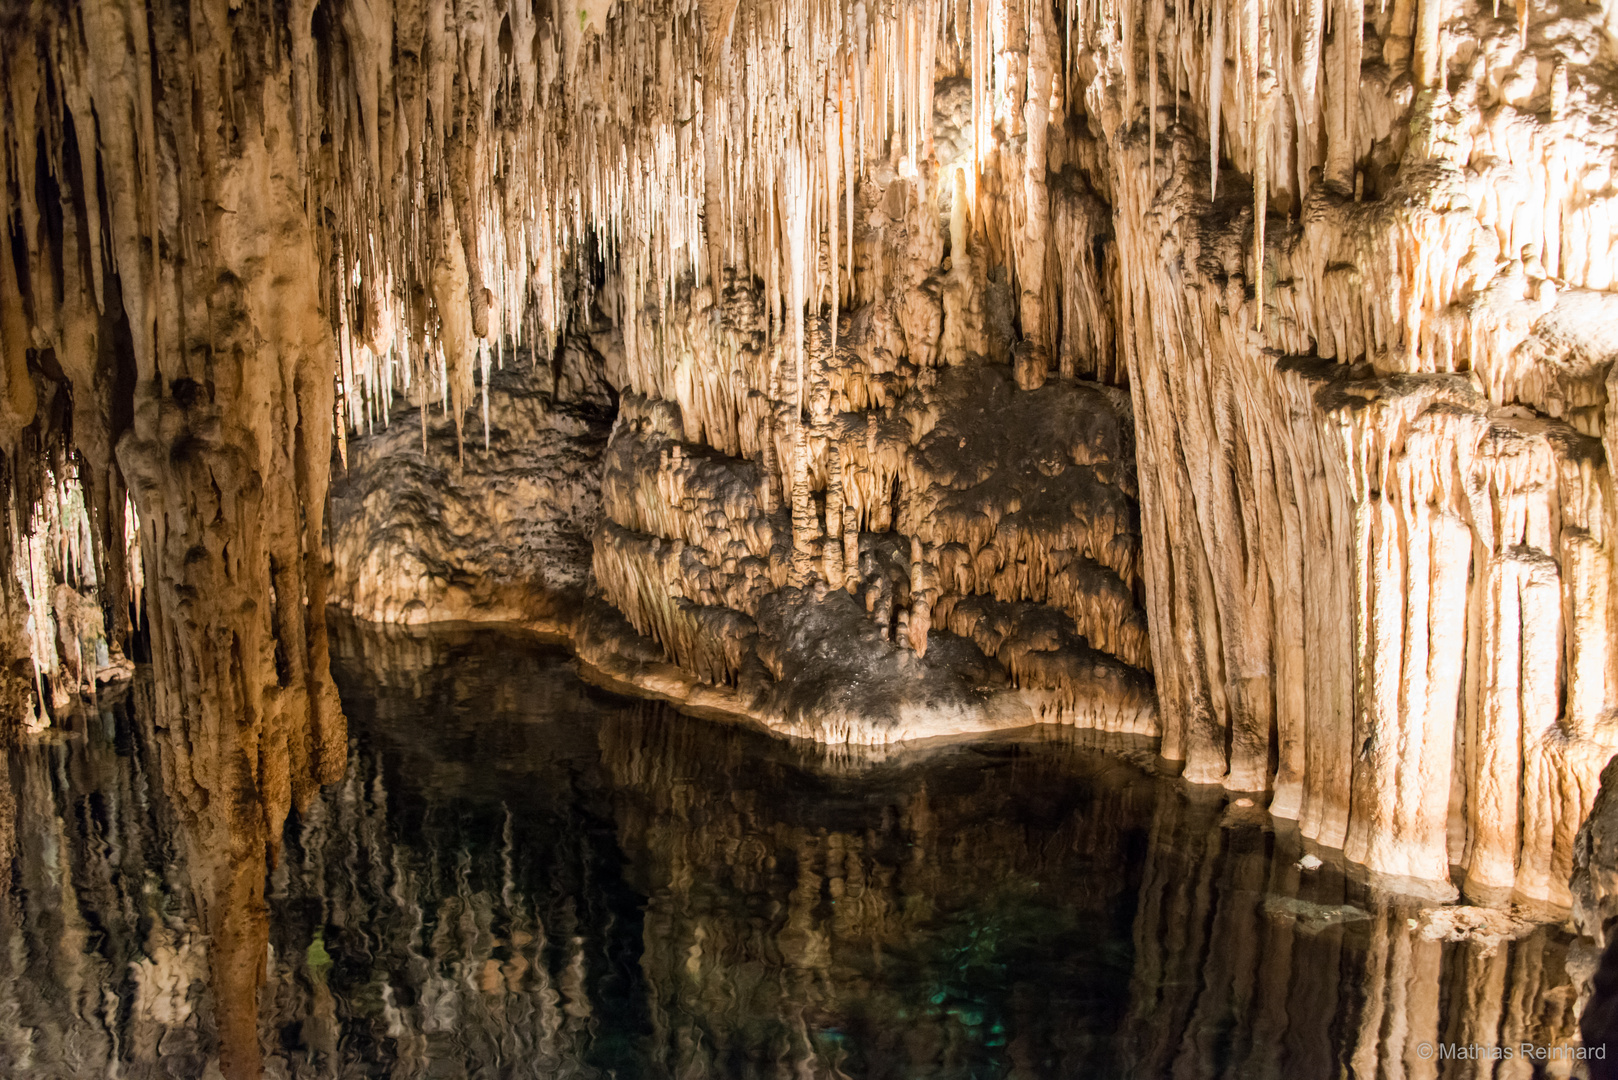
0, 619, 1582, 1078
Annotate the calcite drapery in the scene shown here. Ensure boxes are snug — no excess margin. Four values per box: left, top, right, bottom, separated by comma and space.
1099, 0, 1618, 906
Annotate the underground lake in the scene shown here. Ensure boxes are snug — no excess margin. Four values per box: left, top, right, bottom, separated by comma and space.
0, 619, 1582, 1078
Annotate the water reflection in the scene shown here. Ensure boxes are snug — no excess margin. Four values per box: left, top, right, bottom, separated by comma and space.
0, 620, 1586, 1077
0, 684, 222, 1076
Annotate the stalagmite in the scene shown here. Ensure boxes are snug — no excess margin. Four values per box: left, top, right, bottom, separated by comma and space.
908, 534, 931, 656
824, 445, 847, 586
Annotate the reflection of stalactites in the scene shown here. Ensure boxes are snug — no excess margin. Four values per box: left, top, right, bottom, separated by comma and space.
0, 684, 218, 1076
0, 747, 13, 881
598, 686, 1173, 1075
208, 841, 273, 1080
135, 666, 277, 1080
1122, 788, 1578, 1080
263, 739, 598, 1077
13, 740, 116, 1066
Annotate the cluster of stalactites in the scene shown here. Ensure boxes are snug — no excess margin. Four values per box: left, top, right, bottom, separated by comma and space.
321, 0, 966, 452
317, 0, 1141, 442
0, 439, 145, 730
316, 0, 1515, 446
4, 0, 1478, 460
3, 0, 1578, 450
11, 466, 99, 721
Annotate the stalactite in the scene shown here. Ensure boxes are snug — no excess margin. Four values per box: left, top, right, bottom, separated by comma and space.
1414, 0, 1445, 88
1148, 0, 1163, 191
1019, 0, 1056, 361
1251, 1, 1277, 328
826, 89, 842, 364
1209, 0, 1226, 197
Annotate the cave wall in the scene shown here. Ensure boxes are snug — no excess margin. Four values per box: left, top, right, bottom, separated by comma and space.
1100, 0, 1618, 906
327, 335, 615, 627
577, 280, 1158, 743
2, 2, 355, 1074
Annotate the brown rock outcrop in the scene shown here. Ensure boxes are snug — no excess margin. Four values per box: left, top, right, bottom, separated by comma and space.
584, 293, 1157, 742
328, 338, 614, 628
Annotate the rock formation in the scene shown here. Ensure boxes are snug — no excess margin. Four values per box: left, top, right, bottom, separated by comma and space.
2, 0, 1618, 1061
2, 3, 350, 1073
580, 323, 1156, 743
328, 335, 615, 628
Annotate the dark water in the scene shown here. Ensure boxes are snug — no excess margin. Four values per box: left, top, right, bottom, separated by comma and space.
0, 620, 1584, 1078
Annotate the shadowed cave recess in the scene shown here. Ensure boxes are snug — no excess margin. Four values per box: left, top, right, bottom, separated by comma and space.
6, 0, 1618, 1071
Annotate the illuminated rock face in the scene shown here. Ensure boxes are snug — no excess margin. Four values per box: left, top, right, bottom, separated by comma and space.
1, 0, 1617, 1005
581, 300, 1157, 743
1101, 10, 1618, 907
532, 0, 1618, 909
2, 5, 348, 1076
327, 338, 614, 629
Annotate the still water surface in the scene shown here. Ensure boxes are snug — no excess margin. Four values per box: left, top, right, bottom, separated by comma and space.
0, 620, 1582, 1077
